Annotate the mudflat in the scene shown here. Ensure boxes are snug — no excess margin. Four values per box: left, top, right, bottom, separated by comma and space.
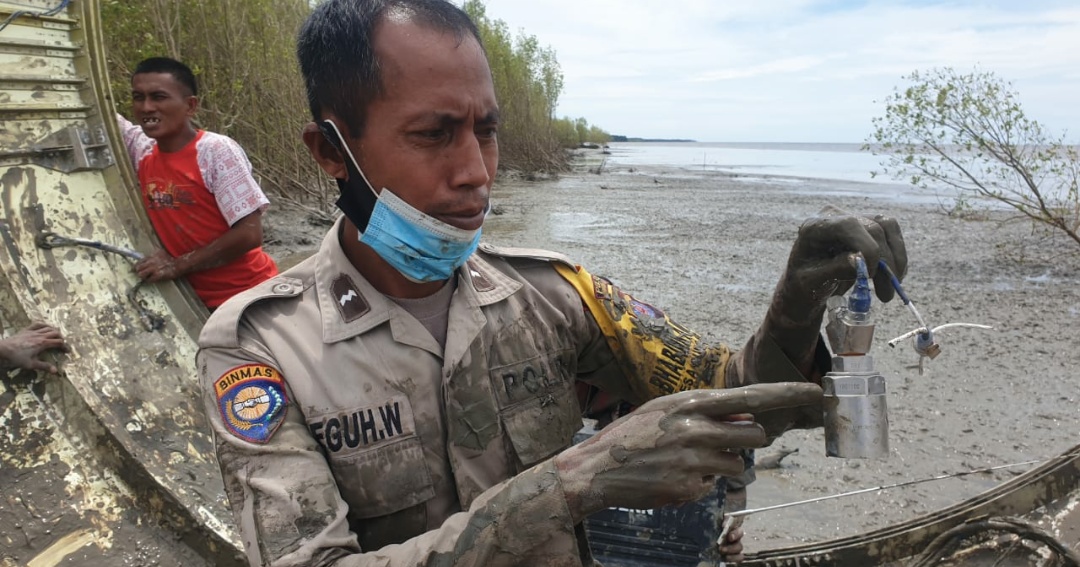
262, 156, 1080, 551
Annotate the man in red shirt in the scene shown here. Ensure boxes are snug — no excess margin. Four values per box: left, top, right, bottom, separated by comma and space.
118, 57, 278, 309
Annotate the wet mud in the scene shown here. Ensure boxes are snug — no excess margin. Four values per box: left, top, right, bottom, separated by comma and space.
262, 156, 1080, 553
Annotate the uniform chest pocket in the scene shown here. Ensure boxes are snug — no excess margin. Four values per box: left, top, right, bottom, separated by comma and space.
490, 350, 582, 467
310, 396, 435, 519
328, 438, 435, 519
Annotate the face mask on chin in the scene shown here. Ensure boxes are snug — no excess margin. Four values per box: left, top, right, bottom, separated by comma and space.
320, 120, 482, 284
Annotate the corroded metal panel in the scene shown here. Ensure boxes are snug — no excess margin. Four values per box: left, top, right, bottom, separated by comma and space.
742, 444, 1080, 566
1, 0, 240, 564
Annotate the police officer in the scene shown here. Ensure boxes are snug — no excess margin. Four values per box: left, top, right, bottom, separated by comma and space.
196, 1, 908, 566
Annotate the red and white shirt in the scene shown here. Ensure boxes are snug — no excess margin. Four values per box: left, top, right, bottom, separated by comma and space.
119, 115, 278, 308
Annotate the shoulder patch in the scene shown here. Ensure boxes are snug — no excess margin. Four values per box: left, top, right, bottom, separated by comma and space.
199, 274, 307, 349
215, 364, 288, 444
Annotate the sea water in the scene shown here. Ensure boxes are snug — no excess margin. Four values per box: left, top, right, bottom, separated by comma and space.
604, 141, 962, 207
605, 141, 1076, 210
606, 142, 890, 184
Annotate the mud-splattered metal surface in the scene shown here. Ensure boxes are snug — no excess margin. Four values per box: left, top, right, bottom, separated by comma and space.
737, 444, 1080, 565
1, 1, 240, 565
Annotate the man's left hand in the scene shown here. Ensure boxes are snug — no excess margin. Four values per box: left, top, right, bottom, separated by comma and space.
738, 213, 905, 439
0, 322, 67, 373
135, 249, 184, 282
761, 213, 907, 375
770, 213, 907, 336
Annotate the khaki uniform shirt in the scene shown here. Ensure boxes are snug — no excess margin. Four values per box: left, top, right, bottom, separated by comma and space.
198, 219, 817, 567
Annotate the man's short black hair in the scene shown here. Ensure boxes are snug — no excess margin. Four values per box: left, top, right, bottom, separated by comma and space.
133, 57, 198, 97
296, 0, 482, 138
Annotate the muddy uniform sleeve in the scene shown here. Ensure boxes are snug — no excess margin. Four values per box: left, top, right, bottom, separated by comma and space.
554, 264, 823, 429
199, 338, 580, 567
722, 318, 830, 436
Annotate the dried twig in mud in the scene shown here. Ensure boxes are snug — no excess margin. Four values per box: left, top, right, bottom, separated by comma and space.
909, 517, 1080, 567
591, 158, 606, 175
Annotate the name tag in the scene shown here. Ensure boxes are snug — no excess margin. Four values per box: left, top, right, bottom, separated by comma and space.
491, 351, 573, 407
308, 395, 415, 455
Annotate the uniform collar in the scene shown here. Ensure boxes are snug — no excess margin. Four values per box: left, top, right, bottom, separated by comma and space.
314, 218, 521, 344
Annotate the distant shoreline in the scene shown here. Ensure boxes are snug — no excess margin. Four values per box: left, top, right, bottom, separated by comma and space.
610, 136, 697, 143
612, 140, 868, 151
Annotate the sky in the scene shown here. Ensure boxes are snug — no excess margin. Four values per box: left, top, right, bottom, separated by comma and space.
471, 0, 1080, 143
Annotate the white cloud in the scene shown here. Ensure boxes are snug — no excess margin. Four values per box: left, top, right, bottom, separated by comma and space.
692, 56, 829, 82
471, 0, 1080, 142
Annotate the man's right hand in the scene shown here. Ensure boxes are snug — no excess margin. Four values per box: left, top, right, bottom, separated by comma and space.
553, 382, 822, 523
135, 249, 185, 282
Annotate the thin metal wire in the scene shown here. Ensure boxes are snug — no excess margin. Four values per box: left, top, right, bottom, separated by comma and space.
727, 459, 1041, 519
888, 322, 995, 347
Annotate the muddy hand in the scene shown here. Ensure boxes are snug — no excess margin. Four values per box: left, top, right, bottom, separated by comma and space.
554, 383, 822, 523
741, 215, 904, 440
0, 322, 67, 373
135, 249, 183, 282
770, 214, 907, 333
716, 526, 745, 564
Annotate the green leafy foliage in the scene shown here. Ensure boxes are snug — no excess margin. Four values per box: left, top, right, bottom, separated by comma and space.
102, 0, 334, 216
102, 0, 612, 212
866, 68, 1080, 250
463, 1, 610, 166
552, 116, 611, 148
465, 0, 563, 171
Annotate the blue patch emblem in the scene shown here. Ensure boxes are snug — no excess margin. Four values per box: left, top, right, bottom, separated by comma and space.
215, 364, 288, 444
630, 299, 663, 319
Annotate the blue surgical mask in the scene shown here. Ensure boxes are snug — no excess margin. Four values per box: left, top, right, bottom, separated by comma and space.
320, 120, 482, 283
361, 189, 481, 283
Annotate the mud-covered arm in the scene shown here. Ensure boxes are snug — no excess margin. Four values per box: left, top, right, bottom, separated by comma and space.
553, 263, 826, 443
721, 321, 832, 438
553, 264, 816, 394
135, 209, 266, 283
198, 344, 580, 567
554, 264, 733, 405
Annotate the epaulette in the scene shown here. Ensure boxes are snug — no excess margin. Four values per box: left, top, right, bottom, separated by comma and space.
199, 268, 312, 349
477, 242, 578, 270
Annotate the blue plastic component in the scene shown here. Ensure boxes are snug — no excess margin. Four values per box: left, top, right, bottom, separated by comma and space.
877, 259, 911, 305
849, 255, 873, 314
915, 329, 935, 349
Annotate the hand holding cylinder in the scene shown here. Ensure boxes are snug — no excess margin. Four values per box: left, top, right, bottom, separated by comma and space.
822, 257, 890, 459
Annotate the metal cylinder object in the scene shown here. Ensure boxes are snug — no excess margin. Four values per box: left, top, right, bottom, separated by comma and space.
823, 290, 890, 459
822, 355, 889, 459
825, 303, 875, 356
